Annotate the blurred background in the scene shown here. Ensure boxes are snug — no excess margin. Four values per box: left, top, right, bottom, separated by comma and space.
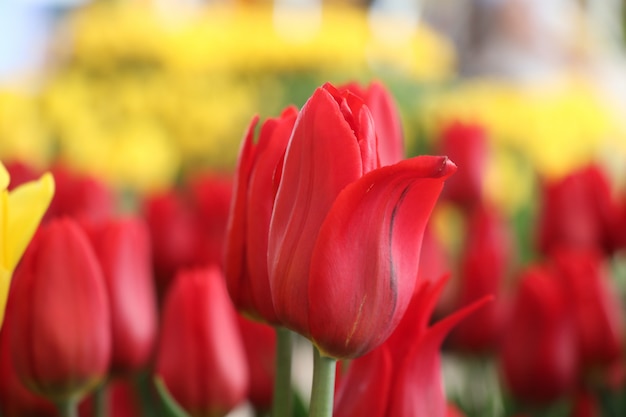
2, 0, 626, 196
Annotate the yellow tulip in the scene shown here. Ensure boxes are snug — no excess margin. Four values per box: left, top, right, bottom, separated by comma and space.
0, 162, 55, 327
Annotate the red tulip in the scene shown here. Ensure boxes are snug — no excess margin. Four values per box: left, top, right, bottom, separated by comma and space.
268, 83, 455, 358
499, 266, 577, 404
224, 107, 297, 323
537, 165, 622, 254
9, 218, 111, 401
0, 294, 56, 417
45, 165, 115, 223
187, 172, 233, 269
86, 217, 158, 375
236, 314, 277, 411
334, 275, 490, 417
155, 267, 248, 417
448, 204, 514, 353
144, 173, 234, 295
437, 121, 489, 208
338, 81, 404, 165
551, 248, 624, 376
143, 190, 198, 293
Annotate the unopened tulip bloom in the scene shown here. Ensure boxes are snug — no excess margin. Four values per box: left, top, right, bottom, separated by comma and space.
551, 248, 624, 375
143, 190, 198, 293
0, 296, 56, 417
236, 314, 277, 411
224, 108, 297, 323
449, 203, 514, 353
45, 165, 114, 224
537, 165, 622, 255
9, 219, 111, 402
268, 83, 455, 358
86, 217, 158, 375
155, 267, 248, 417
187, 172, 233, 269
437, 121, 489, 208
0, 162, 54, 328
144, 173, 234, 295
499, 266, 577, 404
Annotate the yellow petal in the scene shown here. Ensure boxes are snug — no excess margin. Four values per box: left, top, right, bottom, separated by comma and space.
0, 163, 8, 191
6, 172, 55, 271
0, 191, 7, 271
0, 267, 9, 328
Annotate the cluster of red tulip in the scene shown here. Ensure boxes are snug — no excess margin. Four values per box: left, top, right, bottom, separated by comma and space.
1, 81, 626, 417
431, 122, 626, 417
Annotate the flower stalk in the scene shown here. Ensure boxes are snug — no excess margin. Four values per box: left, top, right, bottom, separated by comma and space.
56, 399, 78, 417
272, 327, 293, 417
309, 347, 337, 417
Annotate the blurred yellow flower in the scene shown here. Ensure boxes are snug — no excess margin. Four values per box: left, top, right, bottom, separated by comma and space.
0, 163, 55, 327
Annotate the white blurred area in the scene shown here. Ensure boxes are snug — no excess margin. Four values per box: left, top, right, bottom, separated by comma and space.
0, 0, 89, 88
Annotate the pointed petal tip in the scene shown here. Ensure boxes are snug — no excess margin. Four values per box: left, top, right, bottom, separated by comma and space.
438, 156, 457, 180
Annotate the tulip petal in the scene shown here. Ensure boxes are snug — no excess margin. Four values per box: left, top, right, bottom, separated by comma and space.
334, 345, 392, 417
6, 173, 54, 272
246, 108, 297, 323
387, 296, 492, 417
364, 81, 404, 166
268, 87, 364, 334
309, 156, 456, 358
224, 116, 260, 317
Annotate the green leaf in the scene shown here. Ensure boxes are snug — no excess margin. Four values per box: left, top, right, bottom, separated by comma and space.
154, 377, 191, 417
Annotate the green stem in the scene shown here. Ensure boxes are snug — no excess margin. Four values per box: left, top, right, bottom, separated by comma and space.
56, 399, 78, 417
308, 347, 337, 417
95, 382, 109, 417
272, 327, 293, 417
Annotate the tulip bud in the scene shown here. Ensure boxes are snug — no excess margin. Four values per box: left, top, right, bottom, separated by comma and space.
437, 121, 489, 208
0, 296, 56, 417
551, 248, 624, 376
448, 204, 514, 353
9, 218, 111, 402
45, 165, 115, 223
155, 267, 248, 417
224, 108, 297, 323
187, 172, 233, 269
86, 217, 158, 375
537, 165, 622, 255
236, 314, 276, 411
144, 173, 234, 295
499, 266, 577, 404
143, 190, 198, 293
